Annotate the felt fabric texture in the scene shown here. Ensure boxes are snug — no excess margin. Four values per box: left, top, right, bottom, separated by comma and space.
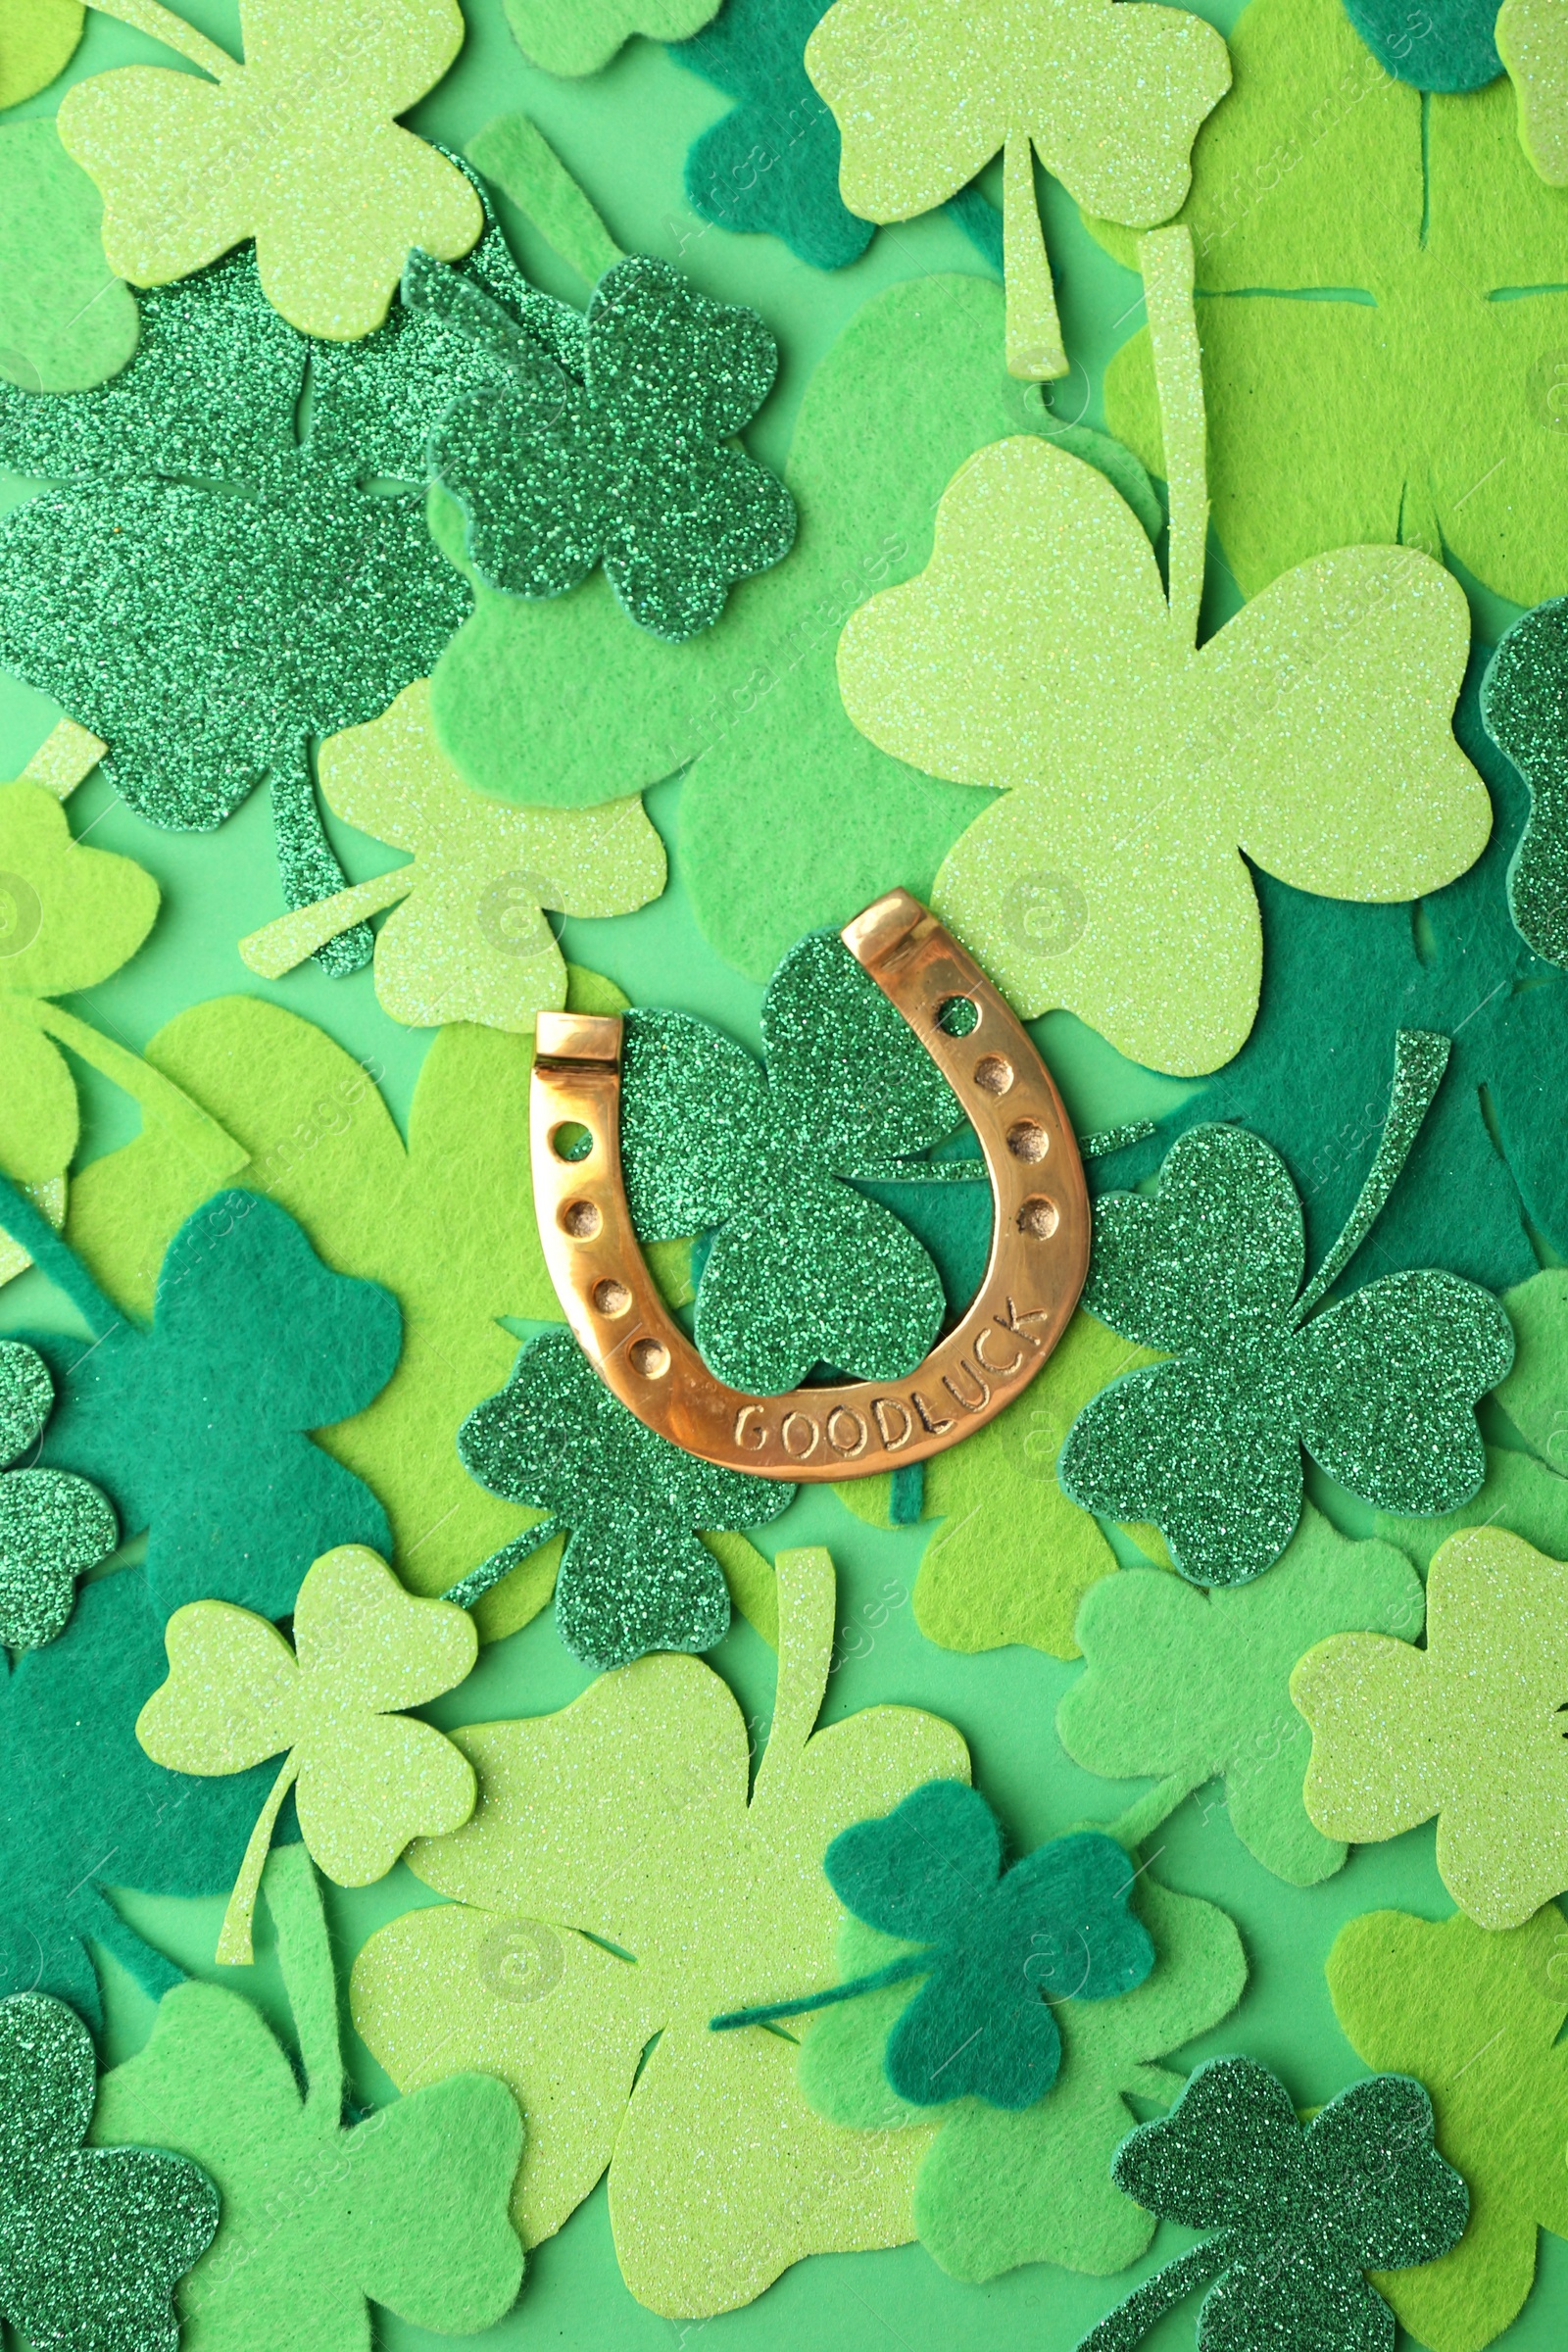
0, 1177, 400, 1626
1480, 597, 1568, 969
502, 0, 719, 74
59, 0, 481, 341
465, 112, 625, 285
1057, 1506, 1425, 1886
1327, 1902, 1568, 2352
0, 1339, 117, 1650
834, 1310, 1163, 1661
1076, 2055, 1468, 2352
0, 1562, 302, 2031
1099, 0, 1568, 611
139, 1546, 477, 1965
805, 0, 1230, 378
1494, 1264, 1568, 1463
1498, 0, 1568, 178
621, 928, 960, 1392
238, 680, 665, 1025
1372, 1443, 1568, 1572
1092, 656, 1568, 1298
0, 0, 82, 108
841, 227, 1489, 1079
1059, 1101, 1515, 1587
0, 120, 136, 393
95, 1844, 524, 2351
457, 1328, 794, 1669
1294, 1526, 1568, 1929
0, 1989, 218, 2352
1342, 0, 1501, 87
409, 244, 797, 641
797, 1878, 1247, 2283
350, 1547, 969, 2318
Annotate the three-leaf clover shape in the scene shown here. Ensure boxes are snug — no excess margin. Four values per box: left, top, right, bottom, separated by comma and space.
1058, 1036, 1516, 1586
0, 1989, 218, 2351
138, 1544, 478, 1965
1076, 2055, 1469, 2352
60, 0, 482, 340
1102, 0, 1568, 608
456, 1327, 795, 1668
1327, 1902, 1568, 2352
1481, 595, 1568, 974
620, 927, 963, 1393
1294, 1526, 1568, 1929
96, 1842, 523, 2351
0, 1339, 116, 1650
806, 0, 1230, 377
349, 1546, 969, 2318
838, 223, 1489, 1077
713, 1781, 1155, 2109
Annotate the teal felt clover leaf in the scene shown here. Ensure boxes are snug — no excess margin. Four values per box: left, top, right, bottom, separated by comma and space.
0, 1339, 117, 1648
404, 239, 796, 642
1077, 2056, 1469, 2352
620, 927, 969, 1394
0, 1989, 218, 2352
713, 1780, 1154, 2109
1058, 1032, 1515, 1586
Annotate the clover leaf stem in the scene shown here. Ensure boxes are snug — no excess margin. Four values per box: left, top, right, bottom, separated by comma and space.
442, 1514, 564, 1613
263, 1843, 344, 2127
270, 757, 374, 979
238, 864, 416, 982
466, 114, 625, 287
1139, 226, 1207, 654
30, 1003, 245, 1182
85, 0, 237, 80
217, 1752, 301, 1968
0, 1169, 132, 1340
1097, 1770, 1206, 1851
1290, 1027, 1450, 1324
1002, 128, 1067, 381
710, 1949, 930, 2034
1076, 2234, 1233, 2352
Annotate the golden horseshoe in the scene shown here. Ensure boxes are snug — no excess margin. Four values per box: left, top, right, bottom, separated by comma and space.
529, 890, 1090, 1480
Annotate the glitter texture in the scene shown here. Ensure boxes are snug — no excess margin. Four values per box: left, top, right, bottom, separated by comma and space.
621, 928, 962, 1395
0, 1989, 218, 2349
0, 1340, 117, 1651
1294, 1524, 1568, 1930
456, 1327, 794, 1669
1077, 2055, 1468, 2352
410, 246, 796, 641
1481, 593, 1568, 968
1059, 1031, 1516, 1586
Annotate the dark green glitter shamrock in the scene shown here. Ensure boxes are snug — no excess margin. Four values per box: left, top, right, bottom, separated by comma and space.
1078, 2055, 1469, 2352
0, 1990, 218, 2352
1060, 1032, 1515, 1587
454, 1327, 795, 1669
1481, 595, 1568, 974
712, 1780, 1154, 2108
404, 244, 797, 641
619, 928, 967, 1394
0, 1340, 116, 1650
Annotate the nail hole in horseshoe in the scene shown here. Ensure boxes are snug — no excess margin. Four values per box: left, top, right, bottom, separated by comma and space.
629, 1337, 670, 1378
562, 1200, 601, 1239
552, 1121, 593, 1162
936, 995, 978, 1037
1018, 1196, 1059, 1239
973, 1054, 1013, 1096
1007, 1118, 1050, 1163
593, 1278, 632, 1317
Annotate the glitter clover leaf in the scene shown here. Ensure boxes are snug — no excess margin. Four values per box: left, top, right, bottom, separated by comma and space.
0, 1340, 117, 1651
60, 0, 481, 341
503, 0, 720, 74
407, 240, 796, 641
1058, 1032, 1516, 1586
1498, 0, 1568, 179
97, 1843, 523, 2350
1057, 1508, 1426, 1886
806, 0, 1230, 376
798, 1875, 1246, 2282
1075, 2055, 1469, 2352
1481, 596, 1568, 973
455, 1327, 795, 1669
1294, 1525, 1568, 1929
712, 1782, 1155, 2109
350, 1546, 968, 2317
138, 1544, 478, 1964
0, 1989, 218, 2351
1328, 1903, 1568, 2352
1340, 0, 1500, 88
620, 927, 964, 1393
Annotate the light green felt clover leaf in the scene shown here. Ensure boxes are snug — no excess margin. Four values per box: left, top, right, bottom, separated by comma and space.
835, 1309, 1163, 1659
95, 1841, 523, 2352
1294, 1526, 1568, 1929
238, 680, 664, 1026
1056, 1506, 1425, 1885
0, 121, 137, 395
0, 1339, 118, 1650
138, 1544, 477, 1965
1327, 1902, 1568, 2352
503, 0, 720, 74
60, 0, 482, 341
1100, 0, 1568, 607
797, 1875, 1246, 2282
838, 226, 1489, 1077
0, 0, 81, 109
806, 0, 1230, 377
350, 1548, 970, 2319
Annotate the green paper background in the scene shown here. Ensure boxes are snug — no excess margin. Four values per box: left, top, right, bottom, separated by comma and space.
1, 3, 1561, 2348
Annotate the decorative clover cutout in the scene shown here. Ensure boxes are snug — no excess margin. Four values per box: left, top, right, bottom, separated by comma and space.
0, 121, 138, 394
503, 0, 720, 74
1481, 595, 1568, 972
1498, 0, 1568, 178
1342, 0, 1500, 87
0, 1340, 116, 1650
0, 0, 82, 110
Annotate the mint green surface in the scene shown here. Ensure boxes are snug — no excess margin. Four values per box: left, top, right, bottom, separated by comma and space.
2, 4, 1561, 2350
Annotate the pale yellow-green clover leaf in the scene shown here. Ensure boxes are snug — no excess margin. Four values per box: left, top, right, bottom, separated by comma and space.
807, 0, 1228, 375
139, 1544, 477, 1965
60, 0, 482, 341
1293, 1526, 1568, 1930
503, 0, 719, 75
0, 0, 82, 110
1499, 0, 1568, 182
837, 228, 1487, 1076
350, 1547, 969, 2318
238, 681, 665, 1031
